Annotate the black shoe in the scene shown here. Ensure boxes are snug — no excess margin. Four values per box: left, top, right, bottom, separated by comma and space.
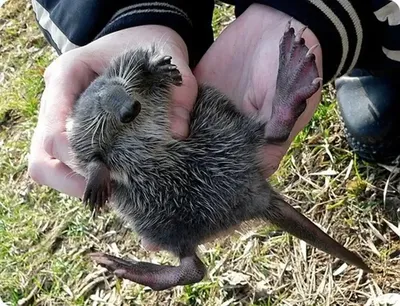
335, 68, 400, 164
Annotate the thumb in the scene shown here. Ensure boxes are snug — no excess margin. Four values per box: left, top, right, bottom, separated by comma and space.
168, 59, 198, 139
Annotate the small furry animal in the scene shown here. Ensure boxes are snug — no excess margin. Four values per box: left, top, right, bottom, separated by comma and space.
66, 21, 372, 291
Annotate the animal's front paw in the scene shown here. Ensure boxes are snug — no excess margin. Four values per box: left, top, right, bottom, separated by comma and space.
150, 55, 183, 86
82, 162, 111, 216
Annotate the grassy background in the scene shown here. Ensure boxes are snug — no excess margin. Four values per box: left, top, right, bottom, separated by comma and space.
0, 1, 399, 305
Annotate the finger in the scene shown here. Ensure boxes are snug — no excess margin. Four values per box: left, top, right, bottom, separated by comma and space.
28, 154, 86, 198
41, 129, 74, 169
34, 105, 75, 175
30, 98, 81, 196
169, 60, 198, 139
29, 113, 86, 197
41, 56, 94, 115
29, 125, 86, 197
40, 56, 97, 166
47, 159, 86, 198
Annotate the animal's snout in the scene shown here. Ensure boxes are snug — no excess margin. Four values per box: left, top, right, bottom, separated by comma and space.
119, 100, 142, 123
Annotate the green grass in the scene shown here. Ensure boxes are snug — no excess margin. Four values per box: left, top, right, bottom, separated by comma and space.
1, 1, 399, 305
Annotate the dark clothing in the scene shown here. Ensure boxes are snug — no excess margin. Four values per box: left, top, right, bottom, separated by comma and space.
32, 0, 400, 82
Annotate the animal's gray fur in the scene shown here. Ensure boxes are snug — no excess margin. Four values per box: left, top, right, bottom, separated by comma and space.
66, 27, 372, 290
67, 46, 272, 257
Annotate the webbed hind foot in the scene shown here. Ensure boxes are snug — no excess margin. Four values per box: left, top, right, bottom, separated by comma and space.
265, 19, 322, 144
90, 252, 206, 291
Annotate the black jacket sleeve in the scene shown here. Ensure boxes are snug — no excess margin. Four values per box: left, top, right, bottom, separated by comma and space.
234, 0, 400, 82
33, 0, 400, 81
31, 0, 215, 67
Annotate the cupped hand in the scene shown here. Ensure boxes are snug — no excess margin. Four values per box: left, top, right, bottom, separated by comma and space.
194, 4, 323, 177
28, 25, 198, 198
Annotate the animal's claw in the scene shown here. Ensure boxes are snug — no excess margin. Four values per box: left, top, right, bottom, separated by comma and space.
82, 162, 111, 217
152, 55, 183, 86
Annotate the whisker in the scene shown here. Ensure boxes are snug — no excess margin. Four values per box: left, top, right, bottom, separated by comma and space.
109, 113, 118, 133
80, 114, 101, 140
125, 65, 143, 85
153, 33, 168, 56
79, 117, 100, 126
124, 82, 141, 92
91, 115, 103, 148
64, 170, 80, 180
122, 56, 139, 83
119, 54, 125, 79
121, 51, 136, 81
99, 114, 107, 147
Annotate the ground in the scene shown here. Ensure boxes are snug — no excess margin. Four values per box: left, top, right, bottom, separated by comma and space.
0, 1, 399, 306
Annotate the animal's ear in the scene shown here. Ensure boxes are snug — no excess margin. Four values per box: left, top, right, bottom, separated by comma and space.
266, 191, 373, 273
118, 100, 141, 123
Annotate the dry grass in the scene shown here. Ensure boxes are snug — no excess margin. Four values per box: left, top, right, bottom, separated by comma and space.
0, 1, 399, 305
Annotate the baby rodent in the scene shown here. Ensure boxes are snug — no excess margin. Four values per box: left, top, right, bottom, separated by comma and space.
66, 21, 372, 291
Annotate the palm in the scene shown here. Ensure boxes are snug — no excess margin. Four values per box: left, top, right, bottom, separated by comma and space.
195, 19, 280, 118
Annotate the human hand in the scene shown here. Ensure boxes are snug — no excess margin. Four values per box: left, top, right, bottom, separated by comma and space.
194, 4, 323, 177
28, 25, 198, 198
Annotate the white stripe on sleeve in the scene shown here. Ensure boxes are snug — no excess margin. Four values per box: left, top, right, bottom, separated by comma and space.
31, 0, 79, 53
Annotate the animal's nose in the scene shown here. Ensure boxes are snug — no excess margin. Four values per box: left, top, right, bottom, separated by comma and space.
119, 101, 141, 123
